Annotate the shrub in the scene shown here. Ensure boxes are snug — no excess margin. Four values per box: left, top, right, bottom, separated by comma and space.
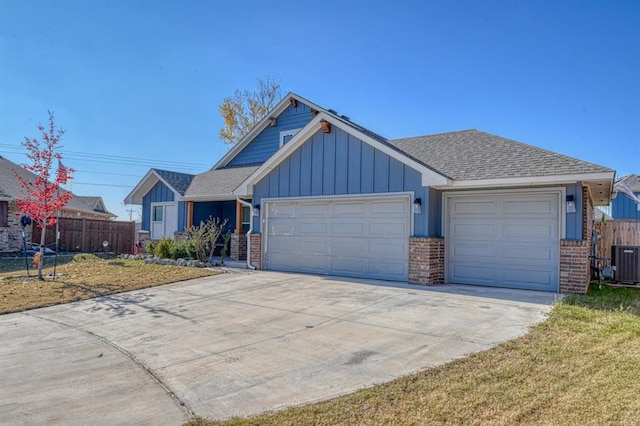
145, 240, 156, 257
170, 238, 191, 260
185, 217, 228, 263
155, 237, 173, 259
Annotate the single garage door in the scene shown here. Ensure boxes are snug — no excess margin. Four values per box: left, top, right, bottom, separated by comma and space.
447, 192, 560, 292
263, 196, 410, 281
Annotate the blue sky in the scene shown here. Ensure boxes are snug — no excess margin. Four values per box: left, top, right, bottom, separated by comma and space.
1, 0, 638, 220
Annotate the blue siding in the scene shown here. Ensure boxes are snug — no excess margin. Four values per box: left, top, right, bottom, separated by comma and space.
192, 200, 237, 233
427, 187, 442, 237
565, 183, 582, 240
612, 193, 640, 220
227, 101, 315, 167
252, 129, 428, 236
141, 180, 175, 231
177, 201, 187, 232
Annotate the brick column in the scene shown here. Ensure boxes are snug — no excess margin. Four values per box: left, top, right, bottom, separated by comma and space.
250, 233, 262, 269
560, 240, 590, 294
408, 237, 445, 285
230, 233, 247, 261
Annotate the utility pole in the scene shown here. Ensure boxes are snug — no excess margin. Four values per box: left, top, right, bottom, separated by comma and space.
126, 208, 135, 221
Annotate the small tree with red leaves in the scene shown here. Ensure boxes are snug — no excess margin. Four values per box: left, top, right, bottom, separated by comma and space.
15, 111, 74, 280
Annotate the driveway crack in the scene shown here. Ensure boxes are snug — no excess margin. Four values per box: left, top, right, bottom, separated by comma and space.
23, 312, 195, 418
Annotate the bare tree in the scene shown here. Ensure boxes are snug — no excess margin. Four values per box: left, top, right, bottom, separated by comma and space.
219, 77, 283, 146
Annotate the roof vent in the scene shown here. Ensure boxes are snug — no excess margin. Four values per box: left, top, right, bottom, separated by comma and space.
328, 109, 338, 115
340, 115, 350, 121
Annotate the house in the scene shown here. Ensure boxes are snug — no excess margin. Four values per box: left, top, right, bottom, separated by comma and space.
125, 93, 615, 293
0, 155, 116, 252
609, 174, 640, 220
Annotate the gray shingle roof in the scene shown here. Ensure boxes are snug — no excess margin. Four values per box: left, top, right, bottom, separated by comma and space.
65, 196, 116, 217
184, 165, 259, 198
388, 129, 614, 181
616, 174, 640, 192
0, 154, 115, 216
153, 169, 195, 196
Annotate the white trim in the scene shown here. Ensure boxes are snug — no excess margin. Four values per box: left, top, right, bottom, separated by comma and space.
432, 172, 615, 190
213, 93, 329, 169
124, 169, 184, 205
234, 112, 450, 196
279, 128, 302, 147
441, 187, 565, 288
150, 201, 178, 239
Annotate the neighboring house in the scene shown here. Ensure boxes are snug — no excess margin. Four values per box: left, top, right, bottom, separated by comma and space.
0, 155, 116, 251
125, 93, 615, 293
610, 174, 640, 220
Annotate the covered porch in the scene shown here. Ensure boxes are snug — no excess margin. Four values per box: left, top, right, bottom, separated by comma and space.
185, 199, 252, 260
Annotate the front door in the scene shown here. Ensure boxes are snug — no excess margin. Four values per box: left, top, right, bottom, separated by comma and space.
151, 203, 177, 239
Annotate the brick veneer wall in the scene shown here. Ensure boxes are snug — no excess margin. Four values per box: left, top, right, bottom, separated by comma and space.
230, 233, 247, 261
408, 237, 445, 285
249, 233, 262, 269
582, 185, 593, 242
0, 202, 32, 251
560, 240, 590, 294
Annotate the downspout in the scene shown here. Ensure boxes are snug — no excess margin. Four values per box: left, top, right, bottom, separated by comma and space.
236, 197, 256, 270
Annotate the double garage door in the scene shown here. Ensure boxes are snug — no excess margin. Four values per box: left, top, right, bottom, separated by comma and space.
263, 196, 410, 281
447, 192, 560, 292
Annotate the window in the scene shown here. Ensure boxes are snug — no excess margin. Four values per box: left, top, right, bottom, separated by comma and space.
0, 201, 7, 227
279, 128, 301, 147
152, 205, 164, 221
242, 206, 251, 232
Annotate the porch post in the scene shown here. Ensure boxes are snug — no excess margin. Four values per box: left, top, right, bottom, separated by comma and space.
186, 201, 193, 228
235, 200, 243, 234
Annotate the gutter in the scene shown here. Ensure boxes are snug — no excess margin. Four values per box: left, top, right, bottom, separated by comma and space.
236, 197, 256, 270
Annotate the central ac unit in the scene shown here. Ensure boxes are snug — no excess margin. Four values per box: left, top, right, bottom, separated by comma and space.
612, 246, 640, 283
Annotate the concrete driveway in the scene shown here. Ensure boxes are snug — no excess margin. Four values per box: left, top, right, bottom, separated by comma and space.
0, 270, 558, 425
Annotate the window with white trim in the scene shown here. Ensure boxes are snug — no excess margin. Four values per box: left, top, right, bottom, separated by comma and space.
279, 128, 301, 147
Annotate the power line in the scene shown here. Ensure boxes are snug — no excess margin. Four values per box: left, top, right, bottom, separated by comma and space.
0, 143, 213, 171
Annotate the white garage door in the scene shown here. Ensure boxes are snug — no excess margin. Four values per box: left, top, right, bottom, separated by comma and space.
447, 192, 560, 292
263, 196, 410, 281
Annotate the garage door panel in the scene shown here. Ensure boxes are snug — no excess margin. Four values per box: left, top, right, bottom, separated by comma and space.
451, 200, 498, 216
452, 243, 497, 259
448, 193, 559, 292
451, 222, 498, 238
450, 263, 498, 284
332, 221, 365, 235
370, 261, 408, 280
267, 219, 297, 236
370, 199, 409, 214
264, 197, 410, 281
330, 239, 365, 257
297, 220, 329, 236
503, 244, 555, 264
502, 268, 554, 290
503, 198, 555, 216
368, 221, 409, 237
368, 239, 407, 259
503, 222, 556, 239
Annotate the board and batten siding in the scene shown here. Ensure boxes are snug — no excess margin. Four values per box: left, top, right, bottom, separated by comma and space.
253, 127, 430, 236
612, 192, 640, 220
142, 180, 174, 231
227, 102, 316, 167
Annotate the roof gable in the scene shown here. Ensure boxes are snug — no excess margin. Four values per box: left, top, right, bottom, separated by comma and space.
124, 168, 194, 205
213, 93, 333, 169
234, 112, 450, 196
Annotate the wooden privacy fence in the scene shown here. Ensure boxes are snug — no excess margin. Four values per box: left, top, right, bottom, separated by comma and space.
33, 218, 135, 254
595, 221, 640, 259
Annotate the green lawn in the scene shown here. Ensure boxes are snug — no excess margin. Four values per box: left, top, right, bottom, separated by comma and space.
187, 284, 640, 426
